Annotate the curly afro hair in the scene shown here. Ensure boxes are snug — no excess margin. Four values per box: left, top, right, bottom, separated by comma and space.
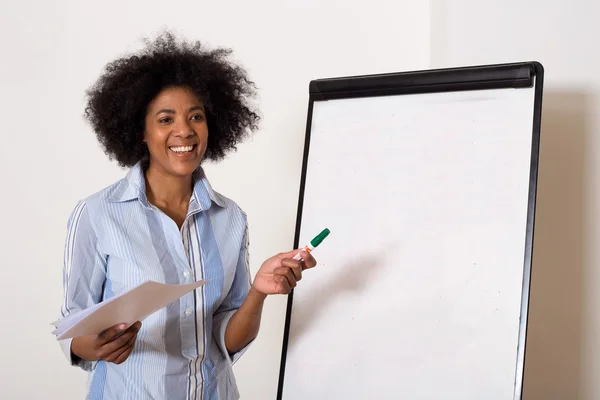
84, 31, 260, 167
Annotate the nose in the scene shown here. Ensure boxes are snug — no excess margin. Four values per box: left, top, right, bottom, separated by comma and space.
173, 118, 195, 138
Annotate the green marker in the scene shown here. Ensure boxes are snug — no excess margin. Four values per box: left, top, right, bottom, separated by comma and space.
293, 228, 330, 261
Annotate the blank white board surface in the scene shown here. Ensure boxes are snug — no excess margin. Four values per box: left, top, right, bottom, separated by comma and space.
278, 63, 544, 400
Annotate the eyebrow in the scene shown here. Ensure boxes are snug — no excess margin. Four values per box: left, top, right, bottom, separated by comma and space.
155, 106, 205, 116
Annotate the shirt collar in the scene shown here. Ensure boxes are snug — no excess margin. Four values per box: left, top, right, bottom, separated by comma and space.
108, 160, 226, 210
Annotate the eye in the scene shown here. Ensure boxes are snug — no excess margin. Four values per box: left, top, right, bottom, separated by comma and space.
191, 114, 204, 122
158, 117, 172, 124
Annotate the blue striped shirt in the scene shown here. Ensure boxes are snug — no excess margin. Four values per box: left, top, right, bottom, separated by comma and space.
57, 161, 252, 400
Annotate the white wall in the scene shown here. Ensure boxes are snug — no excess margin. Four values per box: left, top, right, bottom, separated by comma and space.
8, 1, 593, 398
431, 1, 600, 399
0, 1, 429, 399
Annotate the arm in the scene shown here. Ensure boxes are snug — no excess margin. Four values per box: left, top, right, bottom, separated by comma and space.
212, 222, 254, 363
59, 201, 141, 367
218, 224, 318, 357
223, 287, 267, 354
58, 201, 106, 370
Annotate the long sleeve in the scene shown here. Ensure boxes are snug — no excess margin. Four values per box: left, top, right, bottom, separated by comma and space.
212, 221, 252, 365
58, 200, 107, 371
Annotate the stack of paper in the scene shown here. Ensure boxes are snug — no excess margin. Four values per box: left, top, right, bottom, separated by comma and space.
52, 280, 207, 340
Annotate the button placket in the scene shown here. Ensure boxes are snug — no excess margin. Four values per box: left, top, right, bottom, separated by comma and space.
169, 203, 204, 357
180, 214, 199, 332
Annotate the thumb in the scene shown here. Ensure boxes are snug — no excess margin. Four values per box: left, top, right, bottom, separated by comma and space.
97, 322, 128, 344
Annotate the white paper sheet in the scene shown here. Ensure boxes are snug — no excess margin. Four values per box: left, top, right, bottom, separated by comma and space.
52, 280, 207, 340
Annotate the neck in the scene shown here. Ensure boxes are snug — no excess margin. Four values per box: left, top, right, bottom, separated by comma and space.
144, 162, 194, 208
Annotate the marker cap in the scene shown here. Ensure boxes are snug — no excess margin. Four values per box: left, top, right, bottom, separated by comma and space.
310, 228, 330, 248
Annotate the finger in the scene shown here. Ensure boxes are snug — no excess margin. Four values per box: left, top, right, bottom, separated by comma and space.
96, 322, 141, 359
276, 274, 292, 294
299, 251, 317, 269
280, 259, 303, 280
278, 248, 304, 260
97, 330, 136, 360
114, 343, 135, 365
107, 332, 138, 364
103, 326, 138, 362
274, 267, 297, 289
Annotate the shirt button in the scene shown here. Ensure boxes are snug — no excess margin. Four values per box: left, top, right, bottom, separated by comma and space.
185, 309, 192, 316
183, 271, 190, 278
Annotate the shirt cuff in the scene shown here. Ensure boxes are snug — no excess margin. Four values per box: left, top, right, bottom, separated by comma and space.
59, 338, 96, 372
213, 310, 254, 365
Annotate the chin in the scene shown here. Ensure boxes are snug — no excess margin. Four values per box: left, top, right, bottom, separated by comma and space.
170, 161, 200, 177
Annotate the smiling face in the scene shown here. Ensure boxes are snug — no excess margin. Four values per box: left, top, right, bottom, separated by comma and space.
143, 86, 208, 177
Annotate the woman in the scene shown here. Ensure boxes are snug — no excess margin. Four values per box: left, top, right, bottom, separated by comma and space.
57, 32, 317, 400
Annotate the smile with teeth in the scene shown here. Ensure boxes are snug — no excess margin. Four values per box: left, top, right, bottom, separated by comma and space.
169, 145, 195, 153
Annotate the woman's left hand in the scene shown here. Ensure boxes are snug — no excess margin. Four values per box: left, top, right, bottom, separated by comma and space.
252, 249, 317, 295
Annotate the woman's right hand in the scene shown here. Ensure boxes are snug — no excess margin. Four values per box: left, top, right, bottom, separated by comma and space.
71, 321, 142, 365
